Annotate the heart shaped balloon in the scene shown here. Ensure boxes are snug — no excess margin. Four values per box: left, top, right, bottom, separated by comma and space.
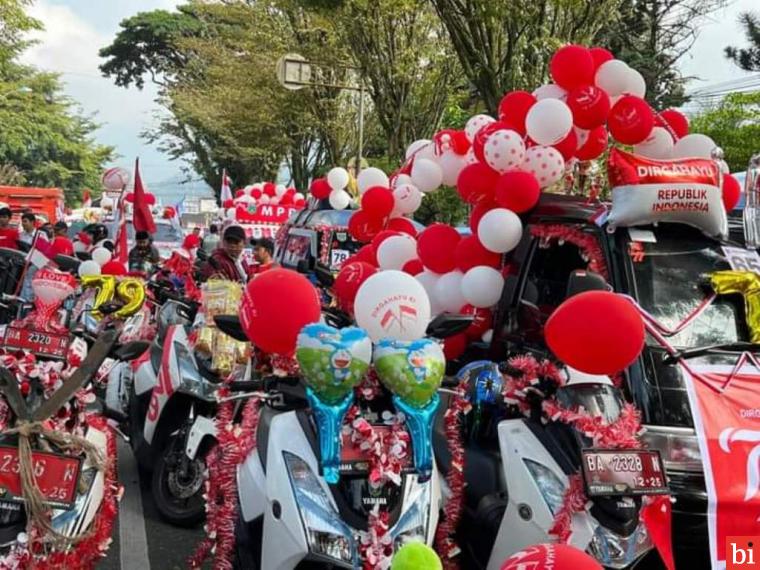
296, 324, 372, 404
373, 338, 445, 408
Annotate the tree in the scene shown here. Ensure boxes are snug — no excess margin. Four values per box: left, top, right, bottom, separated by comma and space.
428, 0, 620, 115
690, 92, 760, 173
725, 11, 760, 72
597, 0, 728, 109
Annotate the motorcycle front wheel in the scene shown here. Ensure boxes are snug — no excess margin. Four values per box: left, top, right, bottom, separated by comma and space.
151, 433, 206, 527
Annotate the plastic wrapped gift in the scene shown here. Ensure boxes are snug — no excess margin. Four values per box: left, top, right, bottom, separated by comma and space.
200, 280, 250, 375
212, 332, 250, 376
202, 279, 243, 319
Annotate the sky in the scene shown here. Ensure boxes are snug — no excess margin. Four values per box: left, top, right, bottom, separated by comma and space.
18, 0, 760, 195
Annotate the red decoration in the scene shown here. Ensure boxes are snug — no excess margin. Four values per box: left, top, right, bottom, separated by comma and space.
349, 210, 385, 242
354, 243, 378, 266
657, 108, 689, 140
494, 171, 540, 213
497, 91, 536, 134
235, 189, 245, 198
500, 543, 603, 570
334, 261, 377, 313
362, 187, 394, 219
454, 235, 501, 272
642, 495, 676, 570
263, 182, 276, 197
461, 305, 493, 340
251, 188, 263, 200
531, 224, 609, 279
222, 198, 234, 209
183, 234, 201, 250
434, 129, 471, 155
457, 163, 499, 204
143, 192, 156, 206
443, 332, 468, 359
575, 125, 608, 161
550, 45, 595, 90
162, 206, 176, 219
359, 507, 393, 570
469, 200, 497, 233
101, 261, 127, 276
124, 192, 134, 203
401, 259, 424, 275
608, 95, 655, 145
545, 290, 645, 374
387, 217, 417, 237
589, 46, 614, 70
566, 85, 611, 129
417, 224, 460, 273
722, 173, 742, 211
240, 269, 321, 355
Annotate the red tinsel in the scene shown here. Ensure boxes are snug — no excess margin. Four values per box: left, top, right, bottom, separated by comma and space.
548, 474, 588, 543
434, 381, 471, 568
311, 224, 348, 268
189, 388, 261, 570
355, 368, 383, 401
359, 506, 393, 570
530, 224, 609, 280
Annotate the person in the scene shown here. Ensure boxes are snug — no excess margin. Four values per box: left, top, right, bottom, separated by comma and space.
51, 221, 74, 256
200, 225, 250, 283
39, 223, 54, 240
251, 237, 279, 274
0, 207, 19, 250
202, 224, 220, 255
129, 230, 161, 273
19, 213, 36, 245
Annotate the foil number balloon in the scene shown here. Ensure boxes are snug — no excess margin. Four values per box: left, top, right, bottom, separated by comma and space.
80, 276, 146, 319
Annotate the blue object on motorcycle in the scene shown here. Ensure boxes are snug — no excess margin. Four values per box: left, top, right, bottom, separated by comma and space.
456, 360, 503, 406
306, 387, 354, 484
393, 392, 439, 482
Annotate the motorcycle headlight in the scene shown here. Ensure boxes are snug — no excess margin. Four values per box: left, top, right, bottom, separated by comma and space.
640, 425, 702, 472
390, 481, 431, 549
587, 523, 652, 569
175, 343, 216, 402
523, 459, 565, 515
284, 451, 358, 567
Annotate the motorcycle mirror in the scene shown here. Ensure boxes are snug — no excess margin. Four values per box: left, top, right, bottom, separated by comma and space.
54, 254, 81, 273
112, 340, 150, 362
426, 314, 473, 339
214, 314, 249, 342
75, 251, 92, 261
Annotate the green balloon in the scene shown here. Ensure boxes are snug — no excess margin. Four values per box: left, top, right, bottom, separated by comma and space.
373, 338, 445, 408
391, 542, 442, 570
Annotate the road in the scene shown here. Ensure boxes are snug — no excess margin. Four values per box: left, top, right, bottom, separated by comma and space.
100, 440, 206, 570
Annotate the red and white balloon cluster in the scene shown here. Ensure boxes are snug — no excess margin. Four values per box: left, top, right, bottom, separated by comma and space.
223, 181, 306, 218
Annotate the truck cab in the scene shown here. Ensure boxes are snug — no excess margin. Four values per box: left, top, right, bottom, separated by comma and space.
487, 193, 746, 565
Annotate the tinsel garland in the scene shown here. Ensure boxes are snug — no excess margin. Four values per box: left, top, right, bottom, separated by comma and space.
189, 388, 261, 570
530, 224, 609, 280
359, 506, 393, 570
548, 474, 588, 543
311, 224, 348, 268
433, 381, 471, 569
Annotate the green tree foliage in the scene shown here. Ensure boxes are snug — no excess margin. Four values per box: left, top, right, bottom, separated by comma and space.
725, 11, 760, 72
690, 92, 760, 173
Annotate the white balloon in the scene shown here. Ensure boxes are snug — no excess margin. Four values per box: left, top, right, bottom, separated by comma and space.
461, 266, 504, 308
624, 68, 647, 98
91, 247, 112, 267
672, 133, 717, 159
252, 183, 264, 191
237, 194, 256, 204
78, 260, 101, 277
595, 60, 632, 98
532, 83, 567, 102
465, 148, 478, 165
393, 173, 414, 188
327, 167, 350, 191
438, 150, 470, 187
483, 129, 526, 174
377, 235, 418, 270
434, 271, 467, 314
357, 167, 390, 194
275, 184, 287, 197
633, 126, 674, 159
465, 114, 496, 142
523, 146, 565, 189
354, 270, 431, 341
259, 194, 271, 205
226, 208, 236, 219
406, 139, 434, 161
416, 271, 443, 315
269, 195, 281, 205
411, 158, 443, 193
294, 192, 305, 201
329, 189, 351, 210
478, 208, 523, 253
392, 184, 423, 215
525, 99, 573, 146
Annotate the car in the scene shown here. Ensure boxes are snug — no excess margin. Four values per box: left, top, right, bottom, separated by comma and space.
126, 220, 185, 260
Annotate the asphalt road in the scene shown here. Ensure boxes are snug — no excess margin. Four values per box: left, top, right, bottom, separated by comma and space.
100, 440, 206, 570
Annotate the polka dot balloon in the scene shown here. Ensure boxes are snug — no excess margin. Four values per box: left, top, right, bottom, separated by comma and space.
483, 129, 526, 174
465, 114, 496, 142
523, 145, 565, 189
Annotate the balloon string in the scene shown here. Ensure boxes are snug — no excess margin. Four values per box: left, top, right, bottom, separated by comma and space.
636, 293, 717, 336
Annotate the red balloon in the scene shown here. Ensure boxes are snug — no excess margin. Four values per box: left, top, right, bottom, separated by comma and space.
251, 188, 263, 199
550, 45, 595, 90
575, 126, 609, 161
417, 223, 461, 273
263, 182, 276, 197
461, 305, 493, 340
589, 47, 614, 70
101, 261, 127, 276
723, 174, 742, 211
354, 244, 378, 266
371, 230, 401, 254
240, 269, 321, 355
545, 290, 645, 375
183, 234, 201, 250
566, 85, 611, 129
223, 199, 234, 209
310, 178, 331, 200
657, 108, 689, 140
501, 544, 603, 570
498, 91, 536, 135
387, 217, 418, 237
455, 235, 502, 272
348, 210, 385, 242
551, 129, 578, 162
144, 193, 156, 206
469, 200, 497, 233
473, 121, 510, 163
235, 189, 245, 198
443, 333, 468, 360
402, 258, 424, 275
362, 187, 394, 219
294, 197, 306, 208
457, 162, 499, 204
280, 192, 294, 206
124, 192, 135, 203
608, 95, 655, 145
334, 261, 377, 313
494, 171, 540, 214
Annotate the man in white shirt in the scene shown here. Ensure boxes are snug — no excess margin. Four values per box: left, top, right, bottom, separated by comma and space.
19, 213, 35, 245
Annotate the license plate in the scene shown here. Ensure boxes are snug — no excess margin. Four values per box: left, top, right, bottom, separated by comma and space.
2, 326, 70, 359
339, 426, 413, 475
0, 446, 81, 509
581, 449, 669, 497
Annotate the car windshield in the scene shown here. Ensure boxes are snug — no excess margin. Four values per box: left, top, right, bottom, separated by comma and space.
629, 224, 747, 349
127, 223, 184, 243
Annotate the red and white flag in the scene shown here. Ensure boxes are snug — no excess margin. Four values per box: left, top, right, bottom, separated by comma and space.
27, 231, 56, 269
82, 189, 92, 209
220, 169, 233, 205
683, 359, 760, 568
112, 193, 128, 265
132, 158, 156, 234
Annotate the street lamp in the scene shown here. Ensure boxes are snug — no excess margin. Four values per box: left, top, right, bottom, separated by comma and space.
276, 53, 366, 175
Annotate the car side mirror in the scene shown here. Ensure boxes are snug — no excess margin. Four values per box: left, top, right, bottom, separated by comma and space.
426, 314, 473, 339
214, 314, 249, 342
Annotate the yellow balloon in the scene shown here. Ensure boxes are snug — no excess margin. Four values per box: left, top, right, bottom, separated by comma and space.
114, 278, 146, 319
711, 270, 760, 344
80, 275, 116, 319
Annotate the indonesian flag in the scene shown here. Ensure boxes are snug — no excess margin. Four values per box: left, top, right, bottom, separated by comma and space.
132, 158, 156, 234
112, 193, 128, 264
82, 189, 92, 209
27, 231, 56, 269
220, 169, 233, 205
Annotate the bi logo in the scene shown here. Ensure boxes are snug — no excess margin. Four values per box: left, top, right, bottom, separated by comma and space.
728, 537, 760, 569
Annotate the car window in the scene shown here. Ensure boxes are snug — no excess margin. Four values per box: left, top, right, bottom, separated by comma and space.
281, 231, 316, 269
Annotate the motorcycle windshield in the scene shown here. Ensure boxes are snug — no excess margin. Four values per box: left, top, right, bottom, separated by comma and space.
556, 383, 623, 425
